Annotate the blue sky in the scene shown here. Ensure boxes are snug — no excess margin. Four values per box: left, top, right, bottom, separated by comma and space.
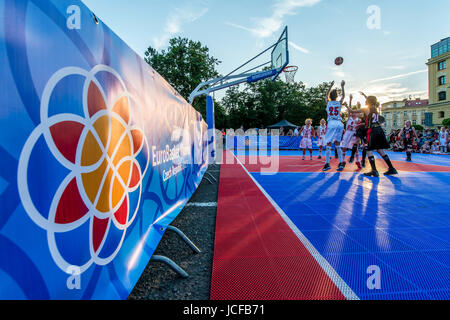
82, 0, 450, 104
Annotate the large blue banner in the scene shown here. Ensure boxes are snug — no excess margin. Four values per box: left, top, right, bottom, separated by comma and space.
0, 0, 208, 299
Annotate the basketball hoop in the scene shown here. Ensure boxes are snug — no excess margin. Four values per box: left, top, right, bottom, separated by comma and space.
283, 65, 298, 84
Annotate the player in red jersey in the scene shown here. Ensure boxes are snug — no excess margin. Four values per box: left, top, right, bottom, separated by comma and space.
317, 119, 327, 159
300, 119, 315, 160
341, 95, 362, 170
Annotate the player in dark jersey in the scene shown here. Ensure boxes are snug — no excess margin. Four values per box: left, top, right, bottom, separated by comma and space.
398, 121, 418, 162
354, 105, 369, 168
360, 93, 398, 177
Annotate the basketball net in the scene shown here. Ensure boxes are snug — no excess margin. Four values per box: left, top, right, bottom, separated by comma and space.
283, 66, 298, 84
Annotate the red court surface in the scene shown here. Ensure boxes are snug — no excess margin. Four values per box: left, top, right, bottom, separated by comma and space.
231, 155, 450, 173
210, 152, 348, 300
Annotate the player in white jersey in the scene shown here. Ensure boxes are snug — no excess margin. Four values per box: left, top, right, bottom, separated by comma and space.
439, 127, 448, 153
322, 80, 347, 172
317, 119, 327, 159
300, 119, 315, 160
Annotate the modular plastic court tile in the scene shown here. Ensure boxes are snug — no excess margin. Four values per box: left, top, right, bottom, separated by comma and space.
321, 215, 374, 230
211, 257, 285, 300
394, 214, 447, 229
426, 290, 450, 300
386, 229, 450, 251
302, 229, 366, 254
241, 155, 450, 174
344, 229, 415, 252
422, 251, 450, 268
323, 253, 419, 296
258, 230, 316, 257
213, 232, 268, 259
287, 215, 332, 231
424, 228, 450, 244
269, 256, 346, 300
359, 292, 431, 300
375, 252, 450, 291
281, 203, 318, 216
354, 214, 417, 230
211, 152, 346, 300
252, 166, 450, 300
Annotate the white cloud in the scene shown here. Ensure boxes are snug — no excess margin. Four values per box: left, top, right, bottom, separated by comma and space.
227, 0, 322, 39
153, 1, 209, 50
333, 71, 346, 78
289, 41, 309, 54
329, 66, 346, 78
370, 69, 428, 84
347, 82, 428, 105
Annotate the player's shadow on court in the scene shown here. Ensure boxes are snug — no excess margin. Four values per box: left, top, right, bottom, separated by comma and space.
301, 172, 343, 207
303, 172, 359, 218
382, 175, 402, 184
356, 174, 381, 217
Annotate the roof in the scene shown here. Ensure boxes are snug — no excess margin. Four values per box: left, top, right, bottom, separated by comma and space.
405, 99, 429, 107
266, 119, 299, 129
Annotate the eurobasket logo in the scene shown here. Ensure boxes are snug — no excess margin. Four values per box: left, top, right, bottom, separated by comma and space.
18, 65, 150, 275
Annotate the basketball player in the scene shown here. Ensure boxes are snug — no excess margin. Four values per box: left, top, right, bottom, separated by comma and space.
300, 119, 315, 160
322, 80, 347, 172
317, 119, 327, 159
360, 94, 398, 177
439, 127, 449, 153
341, 95, 362, 169
398, 121, 418, 162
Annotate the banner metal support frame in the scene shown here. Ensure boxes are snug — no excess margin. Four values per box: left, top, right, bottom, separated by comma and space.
150, 226, 201, 278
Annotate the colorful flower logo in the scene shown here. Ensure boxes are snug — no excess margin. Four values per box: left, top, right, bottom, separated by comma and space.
18, 65, 150, 274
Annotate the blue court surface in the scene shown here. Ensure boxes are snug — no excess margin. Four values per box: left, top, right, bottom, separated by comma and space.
244, 152, 450, 300
234, 150, 450, 167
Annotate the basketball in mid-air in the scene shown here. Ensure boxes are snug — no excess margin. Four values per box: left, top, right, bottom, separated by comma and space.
335, 57, 344, 66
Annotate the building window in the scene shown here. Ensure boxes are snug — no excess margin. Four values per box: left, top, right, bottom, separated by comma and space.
422, 119, 426, 125
439, 76, 447, 86
438, 60, 447, 70
393, 121, 397, 127
393, 103, 397, 108
439, 91, 447, 101
439, 111, 445, 118
432, 38, 450, 58
412, 111, 417, 116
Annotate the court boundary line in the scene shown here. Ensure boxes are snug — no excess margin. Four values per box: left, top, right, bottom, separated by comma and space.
233, 153, 360, 301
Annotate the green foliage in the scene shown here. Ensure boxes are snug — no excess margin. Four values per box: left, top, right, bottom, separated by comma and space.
442, 118, 450, 126
145, 36, 333, 130
413, 124, 424, 131
222, 79, 330, 129
144, 37, 221, 117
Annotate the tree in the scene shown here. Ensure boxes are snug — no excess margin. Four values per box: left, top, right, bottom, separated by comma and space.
442, 118, 450, 126
144, 37, 221, 117
222, 78, 331, 129
413, 124, 424, 131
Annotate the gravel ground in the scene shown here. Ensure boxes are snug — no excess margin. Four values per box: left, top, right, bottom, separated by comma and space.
128, 164, 220, 300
